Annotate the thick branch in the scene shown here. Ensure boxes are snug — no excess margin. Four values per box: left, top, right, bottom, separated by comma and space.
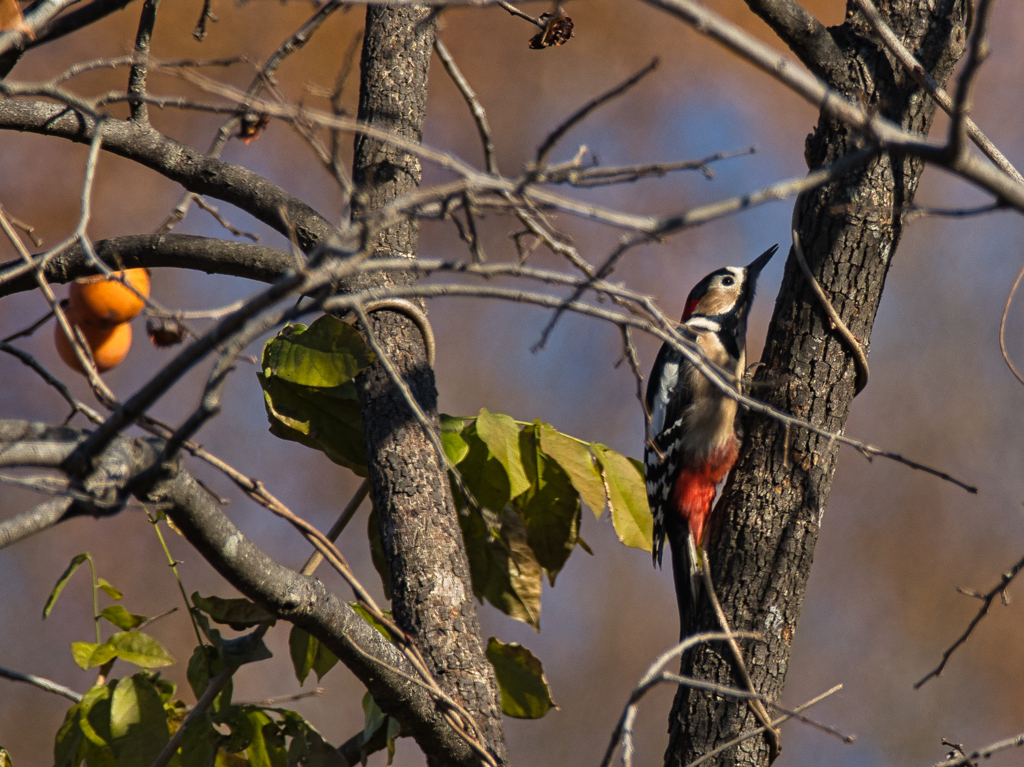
0, 419, 486, 767
0, 101, 332, 252
742, 0, 846, 84
0, 234, 293, 297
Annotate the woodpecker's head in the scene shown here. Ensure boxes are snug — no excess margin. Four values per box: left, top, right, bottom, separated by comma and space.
681, 244, 778, 322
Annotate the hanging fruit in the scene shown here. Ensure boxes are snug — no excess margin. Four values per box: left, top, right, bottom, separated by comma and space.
68, 268, 150, 328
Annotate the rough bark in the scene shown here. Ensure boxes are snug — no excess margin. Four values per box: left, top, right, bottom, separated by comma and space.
666, 2, 969, 765
351, 7, 508, 766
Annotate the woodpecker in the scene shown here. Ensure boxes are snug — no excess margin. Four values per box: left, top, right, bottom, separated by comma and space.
645, 245, 777, 626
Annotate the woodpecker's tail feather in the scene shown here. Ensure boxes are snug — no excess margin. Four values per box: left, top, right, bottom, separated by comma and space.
667, 517, 703, 636
686, 532, 701, 607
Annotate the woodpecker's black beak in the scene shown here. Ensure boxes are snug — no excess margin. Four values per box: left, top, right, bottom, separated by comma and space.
746, 244, 778, 278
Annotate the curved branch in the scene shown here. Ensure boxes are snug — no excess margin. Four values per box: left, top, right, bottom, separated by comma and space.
0, 100, 333, 252
0, 234, 294, 297
742, 0, 846, 85
0, 419, 488, 767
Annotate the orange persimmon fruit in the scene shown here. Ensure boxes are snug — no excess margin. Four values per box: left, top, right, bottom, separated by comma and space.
54, 306, 133, 373
69, 268, 150, 327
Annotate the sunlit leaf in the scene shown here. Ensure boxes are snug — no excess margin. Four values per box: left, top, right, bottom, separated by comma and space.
100, 605, 147, 631
516, 423, 581, 585
243, 709, 286, 767
475, 409, 530, 499
440, 414, 471, 465
288, 626, 338, 685
456, 422, 513, 513
192, 593, 275, 630
485, 637, 558, 719
259, 316, 375, 475
71, 642, 116, 671
105, 632, 175, 669
592, 445, 652, 551
262, 316, 374, 387
538, 422, 607, 518
0, 747, 11, 767
55, 701, 89, 767
43, 553, 90, 619
78, 683, 113, 749
97, 579, 123, 601
109, 675, 170, 767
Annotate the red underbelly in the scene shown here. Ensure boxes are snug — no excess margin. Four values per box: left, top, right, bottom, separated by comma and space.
671, 440, 739, 545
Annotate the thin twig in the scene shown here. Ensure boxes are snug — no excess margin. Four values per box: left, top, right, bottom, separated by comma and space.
699, 552, 781, 760
998, 257, 1024, 387
791, 227, 869, 394
947, 0, 995, 162
535, 58, 659, 168
915, 551, 1024, 688
851, 0, 1024, 185
686, 684, 845, 767
0, 664, 82, 702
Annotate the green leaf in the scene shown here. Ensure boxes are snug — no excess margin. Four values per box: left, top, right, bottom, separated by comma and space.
385, 717, 401, 765
71, 642, 117, 671
515, 423, 581, 585
486, 637, 558, 719
78, 683, 113, 748
538, 422, 607, 519
592, 445, 652, 551
288, 626, 338, 685
109, 675, 170, 767
0, 747, 11, 767
55, 700, 89, 767
440, 421, 470, 465
243, 709, 286, 767
262, 316, 374, 388
106, 632, 175, 669
97, 579, 123, 601
475, 409, 530, 499
186, 646, 233, 712
259, 317, 375, 475
460, 505, 542, 630
361, 692, 386, 746
177, 709, 218, 767
191, 593, 275, 630
260, 374, 367, 475
100, 606, 147, 631
43, 553, 90, 619
456, 422, 513, 513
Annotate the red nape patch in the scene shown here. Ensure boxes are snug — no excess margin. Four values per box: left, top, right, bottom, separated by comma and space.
671, 441, 740, 545
681, 298, 700, 320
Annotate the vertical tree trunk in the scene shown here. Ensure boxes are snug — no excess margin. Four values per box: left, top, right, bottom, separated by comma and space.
666, 2, 969, 765
351, 7, 508, 765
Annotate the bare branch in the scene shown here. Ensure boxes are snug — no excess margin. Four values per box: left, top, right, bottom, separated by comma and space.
742, 0, 846, 83
535, 58, 659, 169
0, 664, 82, 702
851, 0, 1024, 186
915, 551, 1024, 688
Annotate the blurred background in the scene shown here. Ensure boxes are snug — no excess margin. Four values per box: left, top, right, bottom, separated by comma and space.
1, 1, 1024, 765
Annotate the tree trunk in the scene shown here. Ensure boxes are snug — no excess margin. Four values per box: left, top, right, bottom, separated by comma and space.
351, 7, 508, 766
666, 1, 969, 765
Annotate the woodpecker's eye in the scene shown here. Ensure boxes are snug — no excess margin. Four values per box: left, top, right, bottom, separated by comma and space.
722, 276, 735, 286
